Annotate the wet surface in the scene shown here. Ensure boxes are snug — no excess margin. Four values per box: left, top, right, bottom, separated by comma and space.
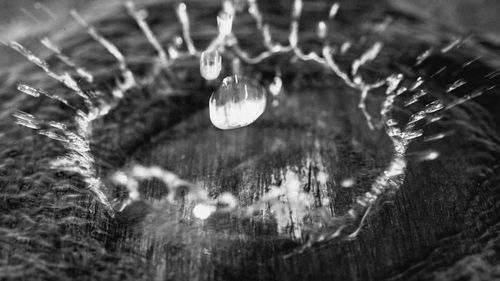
1, 0, 500, 280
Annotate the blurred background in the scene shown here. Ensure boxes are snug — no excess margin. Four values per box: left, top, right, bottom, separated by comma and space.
2, 0, 500, 40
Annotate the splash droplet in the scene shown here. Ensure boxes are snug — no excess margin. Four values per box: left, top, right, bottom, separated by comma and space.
269, 76, 282, 96
417, 150, 440, 161
209, 75, 267, 130
200, 50, 222, 80
193, 203, 216, 220
341, 177, 355, 188
217, 11, 233, 36
317, 21, 327, 40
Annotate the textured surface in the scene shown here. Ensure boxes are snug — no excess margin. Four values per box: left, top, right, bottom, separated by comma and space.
1, 0, 500, 280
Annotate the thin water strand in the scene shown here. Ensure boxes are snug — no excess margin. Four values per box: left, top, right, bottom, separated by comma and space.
71, 9, 136, 91
126, 1, 168, 66
40, 37, 94, 83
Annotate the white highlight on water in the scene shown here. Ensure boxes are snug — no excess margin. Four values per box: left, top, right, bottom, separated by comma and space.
126, 1, 168, 66
352, 42, 383, 76
71, 9, 135, 93
176, 3, 197, 55
40, 37, 94, 83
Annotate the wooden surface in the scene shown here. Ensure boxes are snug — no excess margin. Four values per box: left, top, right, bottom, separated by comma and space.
1, 1, 500, 280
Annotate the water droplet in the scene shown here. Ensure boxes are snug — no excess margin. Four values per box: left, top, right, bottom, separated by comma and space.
217, 11, 233, 36
317, 21, 327, 40
410, 77, 424, 90
404, 89, 427, 106
200, 50, 222, 80
395, 87, 407, 96
209, 75, 267, 130
17, 83, 41, 97
269, 76, 282, 96
385, 73, 403, 94
386, 119, 398, 126
415, 48, 432, 66
387, 127, 401, 137
424, 100, 444, 113
222, 0, 235, 15
441, 38, 462, 53
446, 79, 466, 93
340, 41, 351, 54
173, 36, 183, 48
193, 203, 216, 220
341, 178, 355, 188
167, 45, 179, 59
424, 131, 452, 142
408, 111, 426, 125
402, 129, 423, 140
417, 150, 439, 161
329, 2, 339, 19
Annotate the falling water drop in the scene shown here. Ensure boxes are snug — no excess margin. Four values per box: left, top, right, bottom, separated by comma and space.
217, 11, 234, 35
340, 41, 351, 54
317, 21, 327, 40
424, 100, 444, 113
209, 75, 267, 130
269, 76, 282, 96
417, 150, 440, 161
341, 178, 356, 188
167, 45, 179, 59
446, 79, 466, 93
408, 111, 426, 125
410, 77, 424, 90
193, 203, 216, 220
328, 2, 340, 19
200, 50, 222, 80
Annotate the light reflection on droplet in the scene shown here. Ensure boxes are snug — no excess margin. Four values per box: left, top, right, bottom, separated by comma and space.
209, 75, 267, 130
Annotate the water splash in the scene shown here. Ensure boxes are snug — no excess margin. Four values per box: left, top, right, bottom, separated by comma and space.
34, 2, 57, 20
351, 42, 383, 76
7, 10, 146, 215
40, 37, 94, 83
176, 3, 197, 55
126, 1, 168, 67
446, 79, 467, 93
404, 89, 427, 106
8, 0, 494, 256
415, 48, 432, 66
416, 150, 440, 161
70, 9, 135, 93
424, 131, 454, 142
340, 178, 356, 188
441, 38, 462, 53
5, 41, 90, 104
410, 77, 424, 91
